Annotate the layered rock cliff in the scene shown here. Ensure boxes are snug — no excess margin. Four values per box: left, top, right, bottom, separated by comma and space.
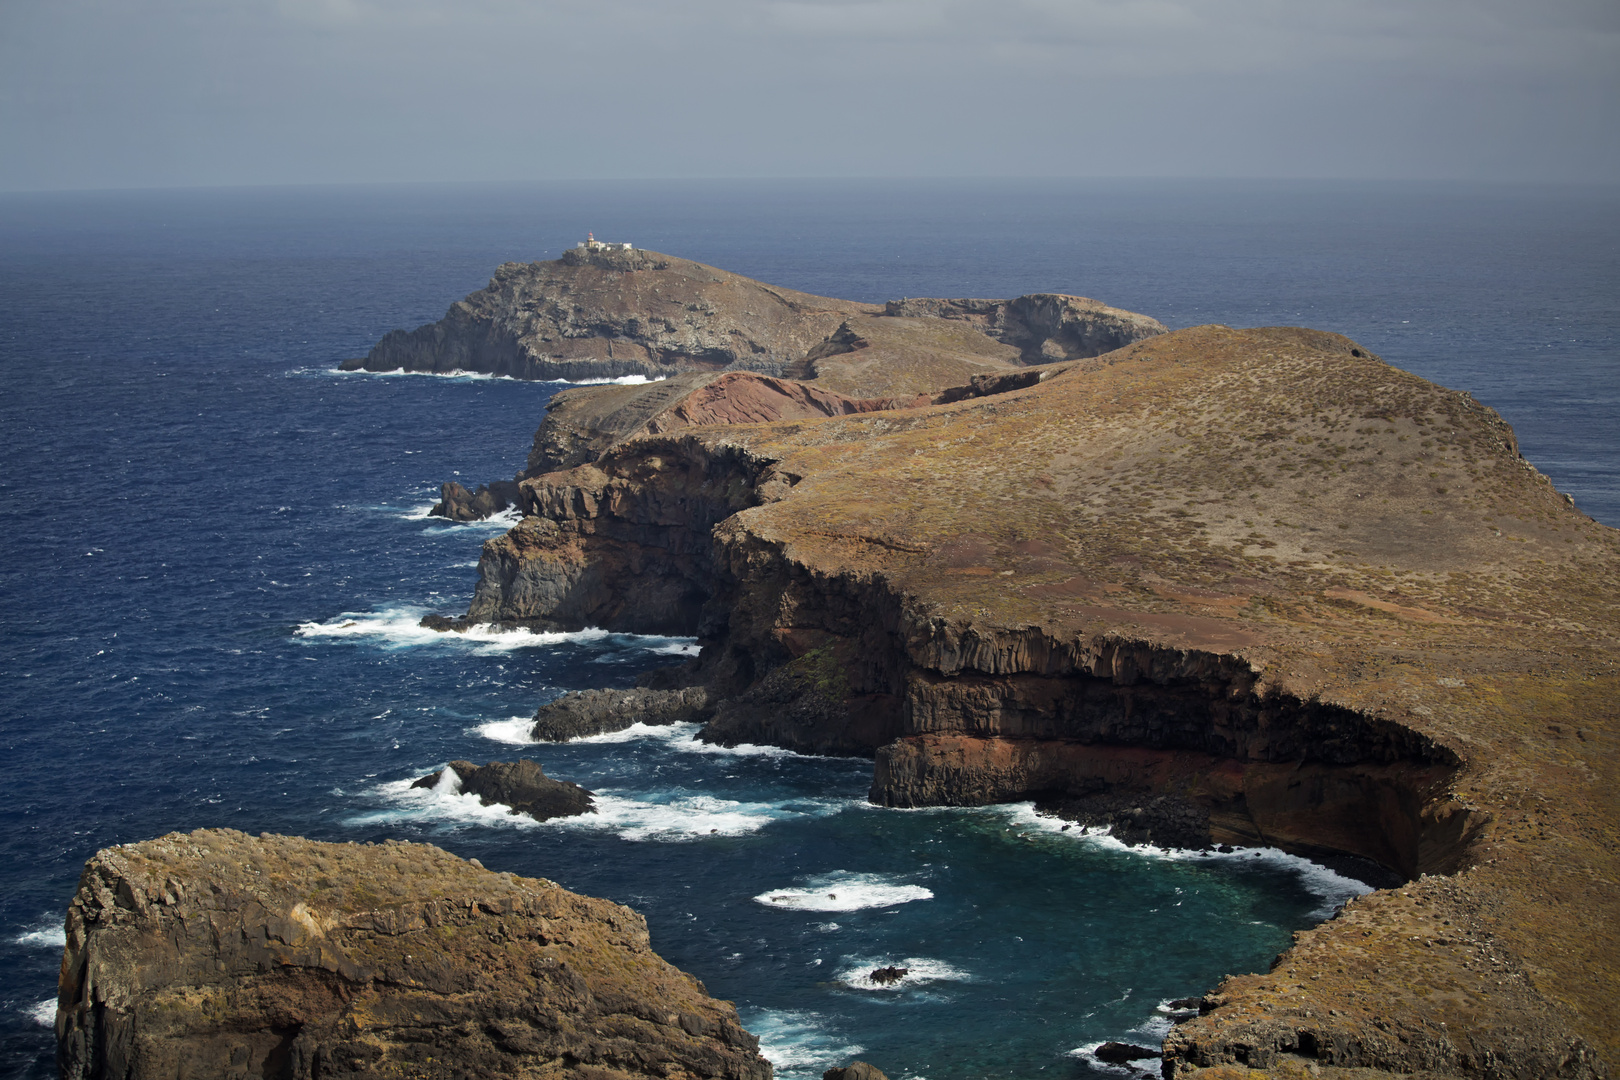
55, 828, 771, 1080
446, 321, 1620, 1078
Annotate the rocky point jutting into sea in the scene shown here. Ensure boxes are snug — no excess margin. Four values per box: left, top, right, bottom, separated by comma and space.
62, 245, 1618, 1080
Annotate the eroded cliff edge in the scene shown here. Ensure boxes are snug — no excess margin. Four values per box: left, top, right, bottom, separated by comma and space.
55, 828, 770, 1080
451, 323, 1620, 1078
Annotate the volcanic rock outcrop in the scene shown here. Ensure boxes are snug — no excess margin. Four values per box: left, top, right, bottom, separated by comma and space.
441, 319, 1620, 1078
54, 828, 770, 1080
411, 758, 594, 821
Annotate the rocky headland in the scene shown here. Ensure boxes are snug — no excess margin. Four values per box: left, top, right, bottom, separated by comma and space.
417, 268, 1620, 1079
54, 828, 770, 1080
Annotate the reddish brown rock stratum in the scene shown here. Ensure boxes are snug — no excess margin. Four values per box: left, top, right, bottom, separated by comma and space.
55, 828, 770, 1080
454, 320, 1620, 1079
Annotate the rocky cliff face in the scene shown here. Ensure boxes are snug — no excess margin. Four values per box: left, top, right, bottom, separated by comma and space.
443, 323, 1620, 1077
55, 828, 772, 1080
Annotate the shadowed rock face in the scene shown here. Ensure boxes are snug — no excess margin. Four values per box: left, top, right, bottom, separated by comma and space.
55, 828, 771, 1080
448, 323, 1620, 1077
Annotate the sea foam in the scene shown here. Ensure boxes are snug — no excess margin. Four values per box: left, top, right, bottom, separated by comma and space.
549, 790, 842, 842
295, 609, 698, 658
744, 1009, 864, 1075
995, 801, 1375, 916
26, 999, 55, 1027
13, 920, 66, 949
830, 955, 970, 992
754, 871, 934, 913
356, 771, 540, 829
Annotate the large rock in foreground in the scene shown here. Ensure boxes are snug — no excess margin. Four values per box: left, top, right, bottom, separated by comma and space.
55, 828, 771, 1080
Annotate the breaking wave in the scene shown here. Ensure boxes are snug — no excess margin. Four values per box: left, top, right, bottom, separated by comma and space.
744, 1009, 864, 1076
995, 802, 1375, 917
549, 790, 845, 842
754, 871, 934, 913
295, 609, 698, 659
830, 955, 971, 992
352, 769, 541, 829
12, 920, 65, 949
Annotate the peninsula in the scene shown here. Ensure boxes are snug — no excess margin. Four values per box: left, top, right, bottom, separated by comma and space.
428, 250, 1619, 1077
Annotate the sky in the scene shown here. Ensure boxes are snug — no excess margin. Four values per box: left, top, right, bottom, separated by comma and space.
1, 0, 1617, 191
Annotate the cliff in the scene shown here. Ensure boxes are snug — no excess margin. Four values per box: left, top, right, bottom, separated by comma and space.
54, 828, 771, 1080
449, 323, 1620, 1078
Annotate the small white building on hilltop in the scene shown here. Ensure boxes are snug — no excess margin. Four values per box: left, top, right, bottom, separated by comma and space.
578, 232, 633, 251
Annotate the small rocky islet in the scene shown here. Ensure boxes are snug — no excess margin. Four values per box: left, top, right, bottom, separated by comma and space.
54, 245, 1619, 1079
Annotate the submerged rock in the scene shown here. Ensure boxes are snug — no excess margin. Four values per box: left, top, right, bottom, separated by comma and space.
55, 828, 771, 1080
530, 687, 714, 741
412, 758, 593, 821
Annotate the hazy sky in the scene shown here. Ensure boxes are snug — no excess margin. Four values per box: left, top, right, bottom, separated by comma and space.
2, 0, 1616, 190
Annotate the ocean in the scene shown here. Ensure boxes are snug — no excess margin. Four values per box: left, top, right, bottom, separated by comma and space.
1, 179, 1615, 1079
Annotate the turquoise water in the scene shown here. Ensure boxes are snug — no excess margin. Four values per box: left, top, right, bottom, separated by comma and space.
1, 179, 1615, 1079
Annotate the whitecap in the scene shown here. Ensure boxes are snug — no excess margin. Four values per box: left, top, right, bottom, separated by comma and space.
26, 999, 55, 1027
995, 801, 1375, 917
562, 374, 667, 386
13, 920, 65, 949
552, 721, 812, 760
743, 1009, 863, 1074
550, 790, 841, 842
830, 955, 970, 991
422, 506, 524, 534
325, 366, 515, 381
475, 716, 540, 745
294, 609, 619, 653
754, 871, 933, 913
352, 771, 542, 829
398, 503, 438, 520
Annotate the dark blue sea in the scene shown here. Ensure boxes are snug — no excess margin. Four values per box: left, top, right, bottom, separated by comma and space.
2, 180, 1616, 1080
